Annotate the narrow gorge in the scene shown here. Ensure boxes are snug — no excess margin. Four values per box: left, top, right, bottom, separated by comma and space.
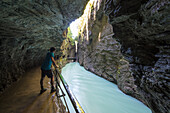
0, 0, 169, 113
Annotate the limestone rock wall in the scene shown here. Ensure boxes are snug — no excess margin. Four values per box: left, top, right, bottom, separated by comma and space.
77, 0, 139, 99
104, 0, 169, 113
77, 0, 170, 113
0, 0, 88, 92
57, 32, 76, 68
0, 0, 169, 112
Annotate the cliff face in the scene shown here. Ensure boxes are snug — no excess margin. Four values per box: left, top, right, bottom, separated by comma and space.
77, 0, 170, 113
0, 0, 88, 92
57, 29, 76, 67
77, 0, 138, 98
0, 0, 169, 112
104, 0, 170, 113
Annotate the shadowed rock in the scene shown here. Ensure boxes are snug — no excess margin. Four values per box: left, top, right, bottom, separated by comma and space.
104, 0, 170, 113
0, 0, 88, 92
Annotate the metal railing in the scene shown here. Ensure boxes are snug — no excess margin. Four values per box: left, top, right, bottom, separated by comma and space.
54, 68, 85, 113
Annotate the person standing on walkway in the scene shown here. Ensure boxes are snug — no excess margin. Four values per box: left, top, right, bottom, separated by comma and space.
40, 47, 59, 94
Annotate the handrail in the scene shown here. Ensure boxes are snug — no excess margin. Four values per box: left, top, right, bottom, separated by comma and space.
55, 77, 70, 113
55, 68, 85, 113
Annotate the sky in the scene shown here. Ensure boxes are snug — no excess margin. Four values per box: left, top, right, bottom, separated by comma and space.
70, 19, 79, 39
69, 0, 93, 39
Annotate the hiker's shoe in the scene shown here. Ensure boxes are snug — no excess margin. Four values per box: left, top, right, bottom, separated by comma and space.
40, 88, 47, 94
50, 88, 56, 93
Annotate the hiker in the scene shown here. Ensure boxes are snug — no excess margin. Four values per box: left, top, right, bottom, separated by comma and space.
40, 47, 59, 94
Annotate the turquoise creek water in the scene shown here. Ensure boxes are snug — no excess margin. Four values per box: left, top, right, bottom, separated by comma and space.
61, 62, 152, 113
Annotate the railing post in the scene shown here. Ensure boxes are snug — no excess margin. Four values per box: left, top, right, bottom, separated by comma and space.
55, 68, 85, 113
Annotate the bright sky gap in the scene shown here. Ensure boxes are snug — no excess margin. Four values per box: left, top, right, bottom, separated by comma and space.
70, 20, 79, 39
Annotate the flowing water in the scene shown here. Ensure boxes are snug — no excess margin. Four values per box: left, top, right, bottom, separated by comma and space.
0, 63, 152, 113
61, 62, 152, 113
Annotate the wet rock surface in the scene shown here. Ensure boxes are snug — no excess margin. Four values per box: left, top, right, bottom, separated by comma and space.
76, 0, 169, 113
0, 0, 88, 92
0, 0, 169, 113
104, 0, 170, 113
57, 32, 76, 67
77, 0, 139, 99
0, 67, 66, 113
